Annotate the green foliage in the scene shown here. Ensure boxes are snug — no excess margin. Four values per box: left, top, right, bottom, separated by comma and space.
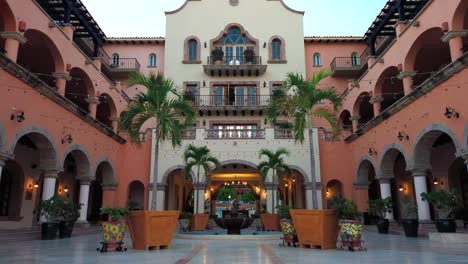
421, 189, 459, 219
368, 198, 393, 219
401, 199, 418, 220
329, 197, 362, 220
211, 49, 224, 60
240, 189, 256, 203
61, 198, 82, 222
119, 72, 196, 147
183, 144, 220, 182
267, 70, 342, 143
179, 211, 193, 220
216, 187, 236, 202
277, 204, 291, 220
39, 196, 65, 223
100, 207, 129, 222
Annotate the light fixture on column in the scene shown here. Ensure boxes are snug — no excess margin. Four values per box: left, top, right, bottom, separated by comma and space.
263, 81, 267, 88
433, 178, 439, 185
61, 134, 73, 144
263, 42, 267, 48
444, 107, 460, 119
326, 188, 330, 196
204, 41, 207, 48
285, 183, 288, 187
203, 80, 206, 87
10, 109, 26, 123
58, 186, 62, 194
368, 148, 377, 156
64, 186, 69, 193
28, 183, 34, 190
397, 131, 409, 141
398, 185, 404, 192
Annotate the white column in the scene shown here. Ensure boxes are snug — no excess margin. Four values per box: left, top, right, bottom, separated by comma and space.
379, 179, 394, 221
150, 183, 167, 211
304, 183, 314, 209
193, 183, 206, 215
77, 180, 91, 223
0, 163, 3, 183
40, 170, 59, 222
411, 169, 431, 221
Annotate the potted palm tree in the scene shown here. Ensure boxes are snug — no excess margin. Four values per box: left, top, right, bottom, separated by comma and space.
401, 199, 418, 237
59, 198, 82, 238
369, 197, 393, 234
98, 207, 129, 252
267, 70, 342, 209
183, 144, 220, 231
257, 148, 292, 231
39, 196, 63, 240
421, 189, 459, 233
329, 197, 363, 251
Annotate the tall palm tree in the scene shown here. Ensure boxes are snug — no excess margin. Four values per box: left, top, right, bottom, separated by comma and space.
267, 69, 342, 208
257, 148, 292, 214
183, 144, 220, 215
119, 72, 195, 210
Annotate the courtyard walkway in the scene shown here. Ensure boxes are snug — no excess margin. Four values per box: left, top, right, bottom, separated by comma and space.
0, 231, 467, 263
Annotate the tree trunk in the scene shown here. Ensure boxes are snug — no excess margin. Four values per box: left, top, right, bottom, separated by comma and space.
271, 171, 275, 214
196, 165, 200, 215
308, 129, 318, 209
151, 130, 159, 211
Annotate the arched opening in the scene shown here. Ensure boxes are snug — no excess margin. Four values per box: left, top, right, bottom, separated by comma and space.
148, 53, 157, 67
339, 110, 352, 131
356, 159, 379, 201
0, 0, 16, 52
88, 161, 115, 222
452, 0, 468, 53
188, 39, 198, 62
405, 28, 451, 87
11, 130, 58, 223
96, 93, 116, 128
17, 29, 64, 87
326, 180, 343, 209
212, 25, 258, 64
271, 38, 282, 61
0, 161, 24, 218
128, 181, 145, 210
448, 158, 468, 221
374, 66, 404, 111
65, 68, 95, 113
164, 169, 193, 212
111, 53, 120, 67
313, 53, 321, 66
278, 170, 306, 209
353, 92, 374, 128
59, 149, 91, 205
413, 129, 459, 220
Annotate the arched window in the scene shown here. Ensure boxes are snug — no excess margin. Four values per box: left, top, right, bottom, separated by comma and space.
272, 39, 282, 61
188, 39, 198, 62
148, 53, 157, 67
111, 53, 120, 67
313, 53, 321, 67
351, 52, 360, 66
214, 26, 256, 64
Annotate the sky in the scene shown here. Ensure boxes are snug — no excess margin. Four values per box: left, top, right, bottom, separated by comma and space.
81, 0, 388, 38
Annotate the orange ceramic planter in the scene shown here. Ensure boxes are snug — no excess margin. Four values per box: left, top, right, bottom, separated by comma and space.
260, 214, 280, 231
290, 209, 337, 250
190, 214, 209, 231
128, 211, 179, 250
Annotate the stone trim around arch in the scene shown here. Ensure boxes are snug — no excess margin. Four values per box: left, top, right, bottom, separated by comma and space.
462, 121, 468, 150
268, 35, 287, 64
219, 159, 258, 169
0, 121, 7, 153
355, 155, 376, 184
9, 126, 60, 170
95, 157, 118, 186
210, 23, 260, 53
377, 143, 410, 178
410, 123, 462, 169
289, 165, 310, 183
182, 36, 202, 64
62, 144, 93, 180
160, 165, 196, 185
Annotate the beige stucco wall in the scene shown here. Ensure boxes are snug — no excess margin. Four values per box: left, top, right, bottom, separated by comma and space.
164, 0, 306, 90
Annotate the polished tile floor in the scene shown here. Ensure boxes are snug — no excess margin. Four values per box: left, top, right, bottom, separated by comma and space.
0, 231, 467, 264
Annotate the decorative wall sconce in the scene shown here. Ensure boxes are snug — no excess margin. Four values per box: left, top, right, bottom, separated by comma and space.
264, 118, 267, 125
34, 181, 39, 188
263, 81, 267, 88
292, 177, 295, 183
398, 185, 407, 192
64, 186, 69, 193
433, 178, 444, 185
28, 183, 34, 190
202, 120, 206, 126
263, 42, 267, 48
58, 186, 62, 194
61, 134, 73, 144
444, 107, 459, 119
326, 188, 330, 196
368, 148, 377, 156
203, 80, 206, 87
397, 131, 409, 141
10, 109, 26, 123
204, 41, 207, 48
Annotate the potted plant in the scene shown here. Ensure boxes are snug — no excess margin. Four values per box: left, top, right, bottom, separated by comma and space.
329, 197, 363, 251
211, 49, 224, 64
244, 49, 255, 64
421, 189, 459, 233
99, 207, 129, 252
277, 204, 297, 247
59, 198, 82, 238
369, 197, 393, 234
401, 199, 418, 237
39, 196, 63, 240
179, 211, 193, 232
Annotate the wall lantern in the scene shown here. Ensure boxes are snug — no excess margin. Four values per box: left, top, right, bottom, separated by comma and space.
202, 120, 206, 126
368, 148, 377, 156
326, 188, 330, 196
397, 131, 409, 141
34, 181, 39, 188
263, 81, 267, 88
203, 80, 206, 87
204, 41, 207, 48
61, 134, 73, 144
10, 109, 26, 123
444, 107, 459, 119
64, 186, 69, 193
28, 183, 34, 190
263, 42, 267, 48
433, 178, 439, 185
58, 186, 62, 194
398, 185, 404, 192
264, 118, 267, 125
285, 183, 288, 187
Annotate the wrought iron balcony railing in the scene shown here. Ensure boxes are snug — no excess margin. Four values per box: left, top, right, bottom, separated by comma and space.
274, 129, 294, 139
207, 56, 262, 65
205, 129, 265, 139
184, 95, 273, 108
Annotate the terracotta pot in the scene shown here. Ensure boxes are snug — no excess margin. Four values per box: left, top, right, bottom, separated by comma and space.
128, 211, 179, 250
102, 221, 127, 245
290, 210, 338, 250
338, 220, 363, 248
261, 214, 280, 231
190, 214, 209, 231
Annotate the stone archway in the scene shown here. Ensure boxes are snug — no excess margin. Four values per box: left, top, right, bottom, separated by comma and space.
353, 92, 374, 128
374, 66, 404, 112
65, 68, 96, 113
0, 160, 24, 219
339, 110, 352, 132
0, 0, 17, 52
128, 180, 145, 210
164, 168, 192, 212
60, 145, 92, 206
326, 179, 343, 209
96, 93, 117, 129
278, 169, 307, 209
88, 159, 116, 222
452, 0, 468, 53
355, 156, 379, 199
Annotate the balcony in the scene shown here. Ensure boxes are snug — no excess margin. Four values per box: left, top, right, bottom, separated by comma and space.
99, 50, 140, 79
185, 95, 273, 110
203, 56, 267, 77
330, 49, 369, 77
205, 129, 265, 140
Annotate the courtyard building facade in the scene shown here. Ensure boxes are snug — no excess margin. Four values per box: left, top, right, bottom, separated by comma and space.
0, 0, 467, 229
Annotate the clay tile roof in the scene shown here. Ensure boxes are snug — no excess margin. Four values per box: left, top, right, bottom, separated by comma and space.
304, 36, 365, 43
105, 37, 166, 44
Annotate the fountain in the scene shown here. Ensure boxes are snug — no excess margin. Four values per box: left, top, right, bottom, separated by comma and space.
214, 200, 254, 235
